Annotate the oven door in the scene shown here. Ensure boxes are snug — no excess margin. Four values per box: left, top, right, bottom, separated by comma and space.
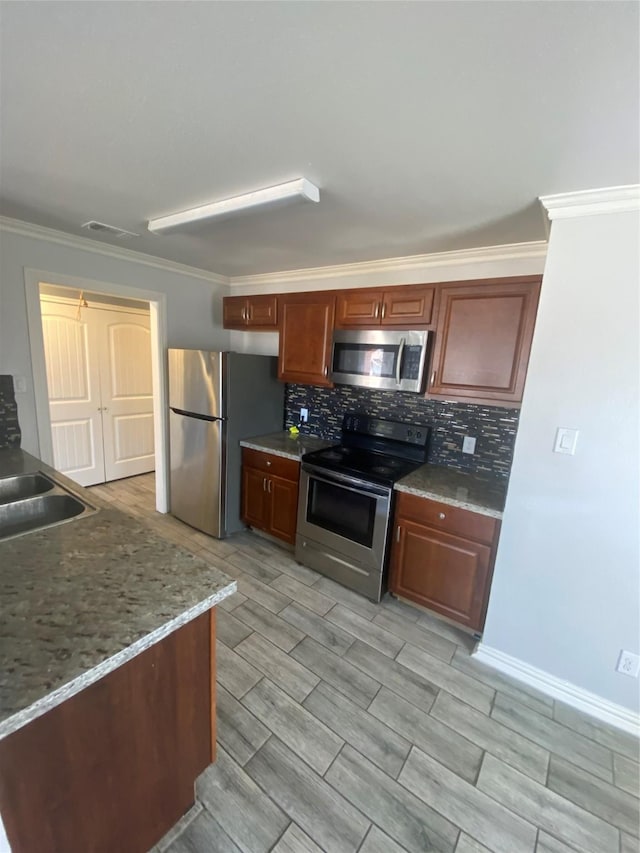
296, 464, 392, 573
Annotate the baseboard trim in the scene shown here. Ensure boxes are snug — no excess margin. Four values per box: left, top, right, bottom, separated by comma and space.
473, 643, 640, 737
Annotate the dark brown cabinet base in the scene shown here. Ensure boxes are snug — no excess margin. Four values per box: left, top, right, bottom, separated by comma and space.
0, 610, 217, 853
242, 448, 300, 545
389, 492, 500, 633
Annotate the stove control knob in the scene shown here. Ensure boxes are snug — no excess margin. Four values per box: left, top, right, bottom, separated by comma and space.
407, 429, 413, 437
416, 431, 422, 439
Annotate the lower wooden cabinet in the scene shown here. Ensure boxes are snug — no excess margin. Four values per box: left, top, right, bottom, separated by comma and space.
389, 491, 500, 632
241, 448, 299, 545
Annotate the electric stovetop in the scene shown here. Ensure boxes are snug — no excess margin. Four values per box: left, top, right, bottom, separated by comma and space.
301, 444, 425, 488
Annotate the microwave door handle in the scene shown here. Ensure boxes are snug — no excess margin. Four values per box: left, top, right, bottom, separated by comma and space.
396, 337, 405, 385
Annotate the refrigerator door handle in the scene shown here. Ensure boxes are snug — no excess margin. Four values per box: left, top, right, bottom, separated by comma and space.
170, 406, 223, 423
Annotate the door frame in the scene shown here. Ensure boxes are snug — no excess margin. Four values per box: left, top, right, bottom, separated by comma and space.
24, 268, 170, 513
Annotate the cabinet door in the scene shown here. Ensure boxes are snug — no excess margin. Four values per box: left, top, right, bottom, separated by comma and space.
428, 277, 541, 405
267, 474, 299, 545
335, 285, 435, 328
241, 466, 269, 531
278, 292, 335, 386
246, 295, 278, 329
381, 286, 434, 326
223, 296, 248, 329
335, 290, 383, 327
389, 518, 492, 631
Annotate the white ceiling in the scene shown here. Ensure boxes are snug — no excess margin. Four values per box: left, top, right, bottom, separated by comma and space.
1, 1, 638, 278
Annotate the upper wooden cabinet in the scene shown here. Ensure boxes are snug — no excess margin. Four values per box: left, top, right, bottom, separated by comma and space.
427, 276, 541, 406
223, 295, 278, 330
278, 292, 335, 387
335, 285, 435, 328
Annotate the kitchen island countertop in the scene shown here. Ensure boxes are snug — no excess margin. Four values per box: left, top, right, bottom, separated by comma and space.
395, 463, 507, 518
240, 431, 334, 460
0, 448, 236, 739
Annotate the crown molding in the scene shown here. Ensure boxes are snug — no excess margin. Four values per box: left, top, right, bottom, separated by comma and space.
228, 241, 548, 290
539, 185, 640, 221
0, 214, 548, 290
0, 216, 229, 285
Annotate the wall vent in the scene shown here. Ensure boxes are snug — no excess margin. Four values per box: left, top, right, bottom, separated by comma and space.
81, 221, 139, 239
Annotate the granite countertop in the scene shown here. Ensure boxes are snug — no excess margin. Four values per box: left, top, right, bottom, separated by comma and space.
395, 463, 507, 518
240, 433, 506, 516
0, 448, 236, 739
240, 431, 334, 460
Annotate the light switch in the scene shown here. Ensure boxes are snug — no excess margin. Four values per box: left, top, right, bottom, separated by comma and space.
14, 376, 27, 393
554, 427, 579, 455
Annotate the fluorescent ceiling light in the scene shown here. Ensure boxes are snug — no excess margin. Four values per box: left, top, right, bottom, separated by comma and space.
148, 178, 320, 234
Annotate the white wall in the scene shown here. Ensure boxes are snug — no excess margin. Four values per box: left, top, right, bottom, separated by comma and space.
483, 208, 640, 712
0, 227, 229, 456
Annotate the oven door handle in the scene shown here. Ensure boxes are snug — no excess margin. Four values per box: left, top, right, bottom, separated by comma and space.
395, 337, 405, 385
302, 466, 391, 499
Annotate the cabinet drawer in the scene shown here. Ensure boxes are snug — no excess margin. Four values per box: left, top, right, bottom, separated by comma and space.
242, 448, 300, 482
395, 491, 498, 545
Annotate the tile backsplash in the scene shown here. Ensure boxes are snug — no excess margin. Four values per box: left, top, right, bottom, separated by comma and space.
285, 384, 519, 480
0, 376, 21, 448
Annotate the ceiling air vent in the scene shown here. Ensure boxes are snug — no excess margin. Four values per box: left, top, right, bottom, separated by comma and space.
81, 221, 139, 239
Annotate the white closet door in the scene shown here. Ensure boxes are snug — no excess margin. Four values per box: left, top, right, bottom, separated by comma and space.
40, 300, 106, 486
98, 310, 155, 481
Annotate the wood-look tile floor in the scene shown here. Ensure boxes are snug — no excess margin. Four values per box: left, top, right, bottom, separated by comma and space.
92, 474, 640, 853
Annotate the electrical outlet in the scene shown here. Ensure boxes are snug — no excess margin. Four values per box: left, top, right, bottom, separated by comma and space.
462, 436, 476, 454
14, 376, 27, 393
300, 408, 309, 424
616, 650, 640, 678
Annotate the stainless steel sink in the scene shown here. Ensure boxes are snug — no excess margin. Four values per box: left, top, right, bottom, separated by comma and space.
0, 472, 96, 541
0, 472, 56, 505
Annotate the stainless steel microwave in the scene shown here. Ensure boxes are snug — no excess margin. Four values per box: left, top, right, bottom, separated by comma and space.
330, 329, 430, 393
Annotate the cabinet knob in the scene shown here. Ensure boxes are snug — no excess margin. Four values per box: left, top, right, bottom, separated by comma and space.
266, 460, 272, 466
374, 303, 380, 319
263, 477, 267, 491
324, 365, 328, 377
439, 512, 446, 519
381, 303, 387, 319
267, 479, 272, 494
431, 370, 436, 385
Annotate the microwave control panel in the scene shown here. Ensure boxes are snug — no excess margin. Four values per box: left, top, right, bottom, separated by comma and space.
401, 345, 424, 380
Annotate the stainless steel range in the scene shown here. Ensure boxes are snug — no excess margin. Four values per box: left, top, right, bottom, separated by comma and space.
295, 413, 430, 602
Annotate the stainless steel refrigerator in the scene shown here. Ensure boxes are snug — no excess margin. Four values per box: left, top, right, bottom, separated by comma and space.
168, 349, 284, 537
